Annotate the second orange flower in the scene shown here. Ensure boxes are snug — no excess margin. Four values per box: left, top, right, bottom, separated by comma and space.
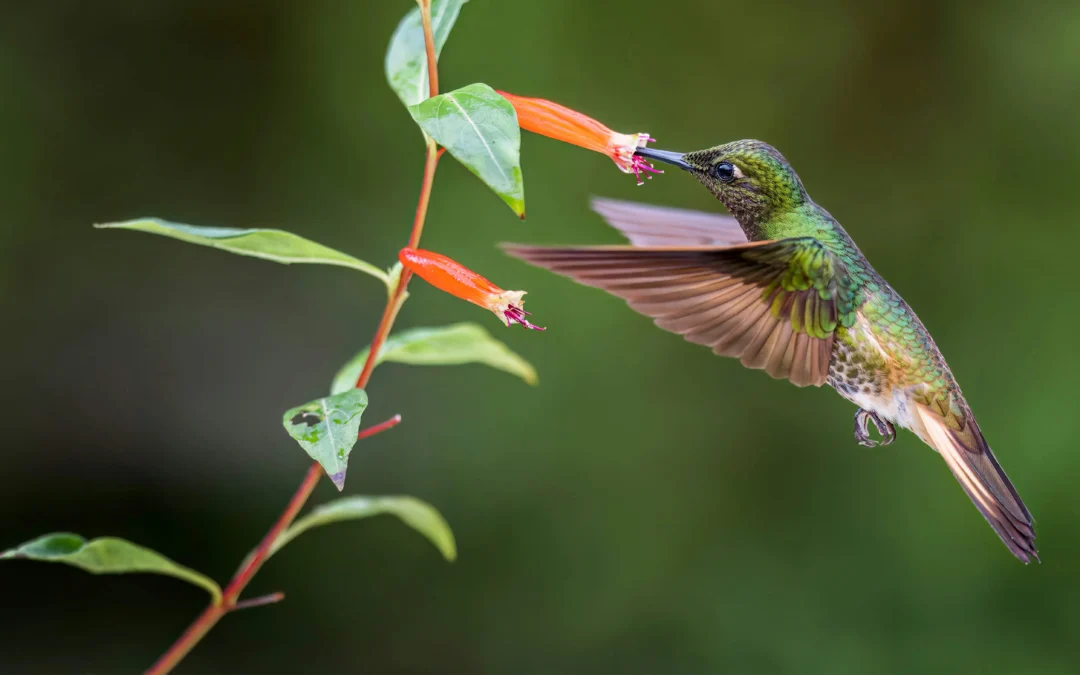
399, 247, 545, 331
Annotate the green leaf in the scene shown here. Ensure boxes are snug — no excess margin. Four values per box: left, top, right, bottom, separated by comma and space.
1, 533, 222, 604
385, 0, 469, 107
270, 496, 456, 562
96, 219, 389, 288
283, 389, 368, 491
408, 83, 525, 217
330, 322, 538, 394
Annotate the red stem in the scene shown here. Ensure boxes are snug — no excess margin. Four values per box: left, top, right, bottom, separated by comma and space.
355, 139, 441, 389
232, 592, 286, 612
355, 276, 410, 389
148, 414, 405, 673
409, 139, 440, 249
419, 1, 439, 100
357, 414, 403, 440
146, 5, 444, 671
146, 462, 323, 675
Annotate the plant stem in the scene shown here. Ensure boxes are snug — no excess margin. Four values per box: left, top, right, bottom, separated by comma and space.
147, 4, 443, 672
409, 138, 440, 249
355, 138, 441, 389
149, 410, 410, 672
357, 413, 403, 440
231, 592, 286, 611
145, 462, 323, 675
355, 272, 410, 389
419, 0, 439, 100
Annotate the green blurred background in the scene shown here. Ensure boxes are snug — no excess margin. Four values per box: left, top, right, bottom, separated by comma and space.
3, 1, 1079, 672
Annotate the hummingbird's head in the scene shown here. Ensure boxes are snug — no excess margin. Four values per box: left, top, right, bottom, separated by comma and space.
635, 139, 807, 230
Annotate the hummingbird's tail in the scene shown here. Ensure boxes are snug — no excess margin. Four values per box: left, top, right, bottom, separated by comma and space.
914, 404, 1037, 563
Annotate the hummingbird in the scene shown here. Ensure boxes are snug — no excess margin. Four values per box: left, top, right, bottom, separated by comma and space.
504, 140, 1037, 563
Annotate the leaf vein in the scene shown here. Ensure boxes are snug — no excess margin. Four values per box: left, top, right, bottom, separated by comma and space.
445, 93, 509, 183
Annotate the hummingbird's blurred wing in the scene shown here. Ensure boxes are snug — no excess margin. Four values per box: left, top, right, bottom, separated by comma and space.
589, 197, 747, 247
503, 238, 858, 387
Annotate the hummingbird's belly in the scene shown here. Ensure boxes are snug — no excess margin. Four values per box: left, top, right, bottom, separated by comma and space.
826, 320, 915, 429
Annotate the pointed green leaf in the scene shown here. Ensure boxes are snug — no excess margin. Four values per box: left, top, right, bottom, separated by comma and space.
1, 533, 222, 604
408, 83, 525, 217
283, 389, 368, 491
270, 496, 456, 562
330, 322, 537, 394
96, 219, 389, 288
385, 0, 469, 107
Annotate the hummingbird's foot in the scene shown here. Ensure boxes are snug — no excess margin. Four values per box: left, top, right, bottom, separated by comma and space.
854, 408, 896, 447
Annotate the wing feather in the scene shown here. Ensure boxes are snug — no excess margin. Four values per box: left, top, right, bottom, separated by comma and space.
590, 197, 747, 246
503, 240, 857, 387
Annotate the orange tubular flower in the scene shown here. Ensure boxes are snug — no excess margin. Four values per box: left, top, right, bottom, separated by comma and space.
496, 90, 660, 185
399, 247, 545, 330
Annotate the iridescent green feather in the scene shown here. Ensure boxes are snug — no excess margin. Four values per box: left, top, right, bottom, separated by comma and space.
743, 238, 859, 339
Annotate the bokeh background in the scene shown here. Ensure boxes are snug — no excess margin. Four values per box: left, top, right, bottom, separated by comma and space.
3, 1, 1079, 672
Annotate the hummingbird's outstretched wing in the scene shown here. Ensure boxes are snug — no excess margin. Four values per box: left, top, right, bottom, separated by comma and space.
589, 197, 747, 247
503, 238, 858, 387
914, 404, 1038, 562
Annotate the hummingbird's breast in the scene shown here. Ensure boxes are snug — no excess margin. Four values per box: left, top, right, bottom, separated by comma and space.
826, 285, 959, 431
827, 318, 909, 423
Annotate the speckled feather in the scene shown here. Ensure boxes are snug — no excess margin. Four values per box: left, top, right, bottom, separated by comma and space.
505, 139, 1036, 562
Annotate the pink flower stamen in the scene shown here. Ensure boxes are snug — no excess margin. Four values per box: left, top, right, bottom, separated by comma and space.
504, 305, 546, 331
614, 133, 663, 185
630, 156, 664, 185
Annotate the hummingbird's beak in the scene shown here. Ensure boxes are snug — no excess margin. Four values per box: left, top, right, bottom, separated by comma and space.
633, 147, 693, 172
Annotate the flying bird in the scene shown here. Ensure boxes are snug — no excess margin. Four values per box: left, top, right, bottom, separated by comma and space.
504, 140, 1036, 562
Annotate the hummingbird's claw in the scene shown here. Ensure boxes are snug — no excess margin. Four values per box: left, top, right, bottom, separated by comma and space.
854, 409, 877, 447
854, 409, 895, 447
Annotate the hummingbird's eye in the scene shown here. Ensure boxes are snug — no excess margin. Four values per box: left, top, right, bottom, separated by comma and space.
713, 161, 736, 183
